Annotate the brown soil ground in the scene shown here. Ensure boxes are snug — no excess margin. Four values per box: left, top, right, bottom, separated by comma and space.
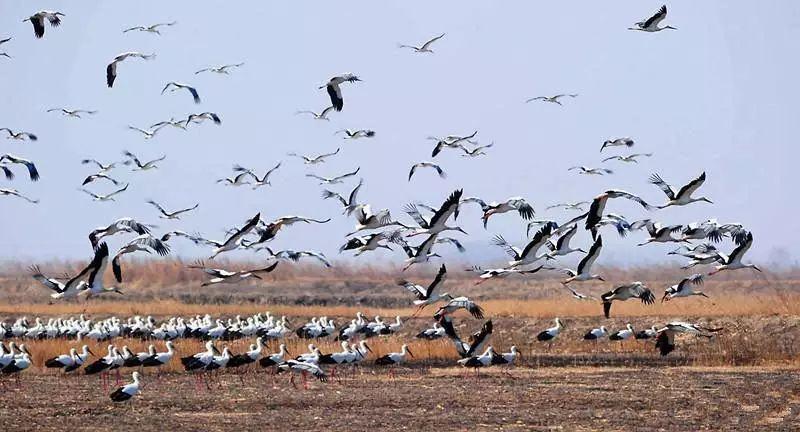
2, 367, 799, 431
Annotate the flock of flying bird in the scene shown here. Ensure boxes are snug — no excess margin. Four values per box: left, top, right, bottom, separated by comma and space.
1, 5, 764, 403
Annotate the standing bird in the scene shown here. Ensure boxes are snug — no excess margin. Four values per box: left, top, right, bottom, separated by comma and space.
609, 324, 635, 342
584, 326, 608, 341
374, 344, 414, 366
408, 162, 446, 181
525, 94, 578, 105
109, 372, 141, 402
398, 33, 445, 53
600, 137, 634, 152
629, 5, 676, 32
662, 274, 708, 302
146, 200, 199, 220
709, 232, 762, 275
161, 82, 201, 104
123, 21, 177, 35
24, 11, 65, 38
536, 318, 563, 345
562, 236, 604, 284
107, 52, 155, 88
649, 172, 712, 208
320, 74, 361, 111
601, 282, 655, 318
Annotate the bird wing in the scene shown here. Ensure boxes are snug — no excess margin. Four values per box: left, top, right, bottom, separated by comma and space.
520, 223, 554, 258
427, 189, 462, 229
577, 235, 603, 274
642, 5, 668, 28
727, 232, 753, 264
332, 167, 360, 182
675, 172, 706, 199
403, 204, 429, 228
146, 200, 169, 216
222, 213, 261, 247
420, 33, 445, 50
426, 264, 447, 298
648, 174, 676, 200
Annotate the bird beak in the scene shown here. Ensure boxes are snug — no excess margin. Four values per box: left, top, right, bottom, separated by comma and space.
365, 344, 373, 353
754, 266, 763, 273
407, 349, 414, 358
88, 349, 95, 356
115, 289, 124, 295
598, 277, 606, 282
458, 228, 468, 235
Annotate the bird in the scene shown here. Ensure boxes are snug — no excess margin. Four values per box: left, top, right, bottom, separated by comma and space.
141, 341, 175, 369
601, 153, 653, 163
536, 318, 563, 344
146, 200, 199, 220
347, 205, 406, 237
29, 265, 88, 300
190, 261, 278, 286
438, 317, 493, 358
462, 196, 535, 228
469, 265, 546, 285
122, 150, 165, 171
433, 296, 484, 320
429, 131, 478, 157
497, 222, 556, 268
109, 372, 141, 402
0, 52, 10, 59
320, 74, 361, 111
259, 344, 289, 368
322, 179, 363, 215
600, 137, 634, 152
335, 129, 376, 139
81, 159, 116, 173
564, 285, 594, 301
46, 108, 98, 119
662, 274, 708, 302
107, 52, 155, 88
276, 360, 327, 387
601, 282, 655, 318
123, 21, 176, 34
339, 230, 401, 256
584, 326, 608, 341
708, 232, 762, 275
629, 220, 685, 246
111, 235, 172, 281
195, 63, 244, 75
0, 128, 37, 141
209, 213, 261, 259
226, 338, 264, 368
562, 235, 604, 284
585, 190, 654, 239
398, 33, 445, 53
629, 5, 676, 32
568, 166, 613, 175
83, 243, 125, 298
609, 324, 635, 341
525, 94, 578, 105
150, 118, 188, 131
239, 162, 281, 189
403, 189, 465, 237
288, 148, 340, 165
547, 202, 590, 212
306, 167, 360, 185
635, 326, 659, 340
45, 346, 95, 372
399, 234, 441, 271
416, 323, 446, 340
397, 264, 449, 313
81, 184, 129, 202
457, 347, 495, 370
268, 249, 332, 268
408, 162, 446, 181
296, 106, 335, 121
218, 169, 255, 187
460, 142, 494, 157
0, 37, 11, 46
181, 341, 221, 370
88, 218, 151, 248
374, 344, 414, 366
127, 125, 161, 139
161, 82, 201, 104
545, 225, 586, 258
23, 11, 65, 38
649, 172, 712, 208
655, 322, 723, 356
185, 112, 222, 126
0, 188, 38, 204
82, 172, 121, 187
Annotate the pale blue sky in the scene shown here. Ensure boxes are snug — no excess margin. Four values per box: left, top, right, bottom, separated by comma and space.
1, 1, 797, 266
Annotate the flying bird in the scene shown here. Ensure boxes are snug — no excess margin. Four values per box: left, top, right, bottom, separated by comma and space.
107, 52, 155, 88
0, 154, 40, 180
568, 166, 613, 175
600, 137, 634, 152
655, 322, 722, 356
320, 74, 361, 111
397, 264, 449, 313
239, 162, 281, 189
460, 142, 494, 157
161, 82, 201, 104
408, 162, 446, 181
123, 21, 177, 35
0, 128, 37, 141
649, 172, 712, 208
321, 179, 363, 215
146, 200, 199, 220
306, 167, 360, 185
601, 282, 655, 318
185, 112, 222, 126
46, 108, 97, 118
122, 150, 165, 171
24, 11, 65, 38
430, 131, 478, 157
525, 94, 578, 105
296, 107, 335, 121
562, 235, 604, 284
629, 5, 676, 32
81, 184, 129, 202
462, 196, 534, 228
0, 188, 38, 204
335, 129, 376, 139
195, 63, 244, 75
662, 274, 707, 302
288, 148, 340, 165
708, 232, 761, 275
82, 172, 121, 187
398, 33, 445, 53
602, 153, 653, 163
209, 213, 261, 259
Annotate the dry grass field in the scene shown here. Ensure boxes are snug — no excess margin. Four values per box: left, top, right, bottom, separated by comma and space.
1, 263, 799, 430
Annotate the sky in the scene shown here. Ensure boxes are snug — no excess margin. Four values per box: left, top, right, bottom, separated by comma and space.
1, 1, 798, 268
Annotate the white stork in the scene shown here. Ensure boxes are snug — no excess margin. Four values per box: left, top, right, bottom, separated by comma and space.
320, 73, 361, 111
24, 11, 65, 38
525, 93, 578, 105
655, 322, 722, 356
600, 282, 655, 318
629, 5, 676, 32
398, 33, 445, 53
161, 82, 201, 104
306, 167, 360, 185
709, 232, 761, 275
649, 172, 712, 208
296, 106, 335, 121
107, 52, 155, 88
123, 21, 176, 35
600, 137, 634, 152
661, 274, 708, 302
288, 148, 340, 165
562, 235, 604, 284
195, 62, 244, 75
397, 264, 449, 313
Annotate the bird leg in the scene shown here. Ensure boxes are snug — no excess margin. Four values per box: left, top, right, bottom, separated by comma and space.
301, 371, 309, 390
289, 374, 299, 390
115, 369, 121, 386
